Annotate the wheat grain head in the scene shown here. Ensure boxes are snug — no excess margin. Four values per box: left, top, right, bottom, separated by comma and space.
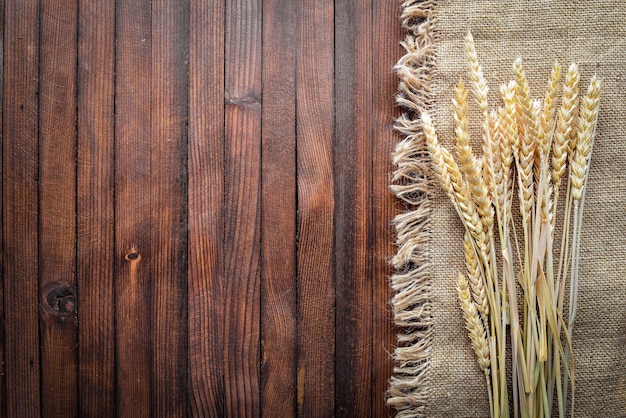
454, 80, 495, 239
465, 32, 489, 116
552, 63, 580, 193
464, 232, 490, 324
571, 76, 601, 201
540, 60, 562, 154
458, 273, 491, 375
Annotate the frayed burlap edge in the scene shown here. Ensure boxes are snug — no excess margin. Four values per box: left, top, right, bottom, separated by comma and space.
387, 1, 438, 417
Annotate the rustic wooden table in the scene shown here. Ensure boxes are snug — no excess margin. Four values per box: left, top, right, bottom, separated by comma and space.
2, 0, 401, 416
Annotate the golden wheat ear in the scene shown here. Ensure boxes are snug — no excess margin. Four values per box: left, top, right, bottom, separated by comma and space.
457, 273, 491, 375
552, 63, 580, 195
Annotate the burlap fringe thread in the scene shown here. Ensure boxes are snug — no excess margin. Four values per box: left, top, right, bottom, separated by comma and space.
387, 1, 437, 417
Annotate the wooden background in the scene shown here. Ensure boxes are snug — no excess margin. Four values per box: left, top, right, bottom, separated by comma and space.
1, 0, 402, 416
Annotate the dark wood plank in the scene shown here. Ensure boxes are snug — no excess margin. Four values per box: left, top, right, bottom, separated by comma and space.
224, 0, 262, 415
38, 0, 79, 415
371, 1, 402, 416
0, 0, 5, 415
296, 0, 335, 416
188, 0, 225, 415
2, 0, 41, 415
260, 0, 297, 415
334, 0, 373, 416
150, 1, 189, 416
76, 0, 116, 415
115, 0, 152, 415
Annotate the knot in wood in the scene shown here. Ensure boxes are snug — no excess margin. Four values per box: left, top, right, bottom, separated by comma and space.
41, 283, 77, 316
125, 252, 140, 261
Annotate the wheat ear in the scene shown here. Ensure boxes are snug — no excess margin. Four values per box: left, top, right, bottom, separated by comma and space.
454, 80, 495, 237
571, 76, 601, 201
465, 32, 489, 115
540, 60, 562, 155
513, 59, 536, 226
423, 112, 490, 262
552, 63, 580, 196
423, 112, 464, 200
465, 33, 498, 239
464, 232, 489, 325
499, 81, 518, 214
458, 273, 491, 375
489, 110, 506, 208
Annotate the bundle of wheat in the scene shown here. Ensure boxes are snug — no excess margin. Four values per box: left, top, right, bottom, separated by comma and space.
418, 32, 601, 418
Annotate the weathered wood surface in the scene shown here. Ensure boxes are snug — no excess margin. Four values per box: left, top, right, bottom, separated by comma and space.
1, 0, 401, 416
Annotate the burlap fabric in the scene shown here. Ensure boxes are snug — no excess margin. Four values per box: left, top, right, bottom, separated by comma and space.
391, 1, 626, 416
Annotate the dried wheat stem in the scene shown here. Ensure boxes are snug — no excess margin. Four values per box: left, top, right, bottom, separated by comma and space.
556, 69, 591, 307
554, 65, 581, 317
568, 75, 601, 326
563, 75, 601, 417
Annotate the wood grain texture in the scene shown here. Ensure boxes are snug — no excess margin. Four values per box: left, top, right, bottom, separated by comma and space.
115, 0, 152, 415
296, 0, 336, 416
0, 3, 405, 415
0, 0, 5, 414
77, 0, 116, 415
335, 0, 374, 416
150, 2, 189, 417
260, 0, 297, 415
38, 0, 79, 414
3, 0, 41, 415
224, 0, 262, 415
371, 2, 402, 416
188, 0, 225, 415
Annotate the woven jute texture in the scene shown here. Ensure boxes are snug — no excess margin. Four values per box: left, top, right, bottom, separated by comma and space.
426, 1, 626, 416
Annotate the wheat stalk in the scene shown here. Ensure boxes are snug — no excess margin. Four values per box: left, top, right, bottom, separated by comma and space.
423, 33, 601, 418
